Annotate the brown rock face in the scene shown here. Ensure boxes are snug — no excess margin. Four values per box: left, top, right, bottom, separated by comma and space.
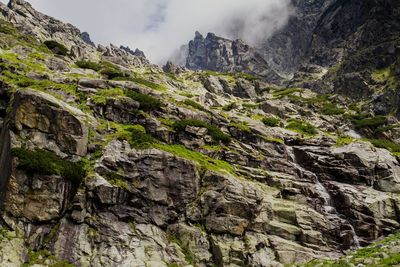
10, 89, 89, 156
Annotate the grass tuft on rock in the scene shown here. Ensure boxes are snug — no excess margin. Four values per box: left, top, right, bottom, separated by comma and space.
128, 76, 167, 91
155, 143, 234, 174
182, 99, 210, 114
369, 139, 400, 153
286, 119, 318, 135
92, 88, 125, 105
351, 114, 387, 129
273, 87, 303, 98
115, 124, 157, 149
112, 123, 234, 174
0, 19, 16, 35
75, 60, 102, 71
262, 117, 281, 127
125, 90, 161, 111
11, 147, 86, 185
229, 121, 252, 134
173, 119, 231, 144
320, 103, 345, 115
22, 249, 76, 267
43, 40, 69, 56
297, 232, 400, 267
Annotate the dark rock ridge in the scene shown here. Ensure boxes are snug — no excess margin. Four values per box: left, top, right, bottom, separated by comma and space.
186, 31, 283, 83
120, 45, 146, 58
80, 32, 95, 47
261, 0, 335, 75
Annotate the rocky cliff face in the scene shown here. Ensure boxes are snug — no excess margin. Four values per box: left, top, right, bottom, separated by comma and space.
186, 32, 283, 84
0, 0, 400, 267
185, 0, 400, 118
261, 0, 335, 76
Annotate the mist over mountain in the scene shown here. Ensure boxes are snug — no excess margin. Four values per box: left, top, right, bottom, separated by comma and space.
14, 0, 292, 64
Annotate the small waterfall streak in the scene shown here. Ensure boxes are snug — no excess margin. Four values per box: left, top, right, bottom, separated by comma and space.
314, 177, 332, 206
349, 224, 361, 249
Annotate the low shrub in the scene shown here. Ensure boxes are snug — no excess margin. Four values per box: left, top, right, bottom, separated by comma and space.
351, 115, 387, 129
286, 119, 318, 135
112, 124, 157, 150
222, 102, 236, 111
262, 117, 280, 127
125, 125, 157, 149
75, 60, 102, 71
0, 20, 15, 35
125, 90, 161, 111
320, 103, 345, 115
43, 40, 69, 56
182, 99, 209, 113
101, 68, 129, 80
92, 88, 125, 105
156, 144, 234, 174
173, 119, 231, 144
129, 76, 167, 91
273, 88, 303, 98
11, 148, 86, 185
369, 139, 400, 153
229, 121, 252, 134
335, 136, 355, 147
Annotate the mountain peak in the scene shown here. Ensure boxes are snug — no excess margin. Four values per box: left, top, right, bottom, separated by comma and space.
194, 30, 203, 39
186, 31, 282, 83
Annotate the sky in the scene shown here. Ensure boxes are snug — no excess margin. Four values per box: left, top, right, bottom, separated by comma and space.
1, 0, 293, 64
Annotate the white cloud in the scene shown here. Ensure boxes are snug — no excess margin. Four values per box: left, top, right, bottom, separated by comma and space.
3, 0, 292, 64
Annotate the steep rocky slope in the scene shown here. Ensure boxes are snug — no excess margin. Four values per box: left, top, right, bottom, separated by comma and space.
185, 32, 282, 83
186, 0, 400, 119
261, 0, 335, 76
299, 232, 400, 266
0, 0, 400, 267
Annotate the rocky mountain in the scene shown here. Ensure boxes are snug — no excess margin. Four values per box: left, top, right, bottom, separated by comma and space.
261, 0, 335, 76
0, 0, 400, 267
186, 31, 283, 84
185, 0, 400, 117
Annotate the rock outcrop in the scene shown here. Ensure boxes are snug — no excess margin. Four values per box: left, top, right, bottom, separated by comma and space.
186, 31, 283, 83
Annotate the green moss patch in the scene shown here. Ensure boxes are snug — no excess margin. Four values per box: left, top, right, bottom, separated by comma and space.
128, 76, 167, 91
350, 114, 387, 129
111, 123, 234, 174
114, 124, 157, 149
11, 148, 86, 185
297, 232, 400, 267
369, 139, 400, 153
43, 40, 69, 56
229, 121, 252, 134
92, 88, 125, 105
125, 90, 162, 111
181, 99, 210, 114
320, 103, 345, 115
173, 119, 231, 144
273, 88, 303, 99
22, 249, 75, 267
262, 117, 281, 127
0, 70, 77, 95
286, 119, 318, 135
156, 143, 234, 174
75, 60, 102, 71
